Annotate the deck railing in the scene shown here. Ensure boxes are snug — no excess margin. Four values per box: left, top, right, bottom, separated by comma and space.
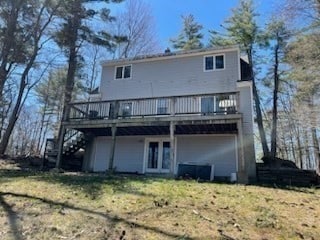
68, 92, 239, 120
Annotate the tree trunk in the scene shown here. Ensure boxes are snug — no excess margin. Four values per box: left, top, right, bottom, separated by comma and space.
39, 115, 52, 154
0, 1, 20, 100
36, 84, 50, 154
304, 129, 311, 169
0, 37, 41, 155
271, 43, 280, 158
311, 127, 320, 173
247, 49, 269, 157
0, 78, 27, 155
36, 107, 47, 154
56, 0, 81, 168
0, 1, 57, 155
0, 94, 12, 140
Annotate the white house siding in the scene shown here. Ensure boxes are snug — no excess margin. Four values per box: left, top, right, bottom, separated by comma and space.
92, 137, 111, 172
91, 134, 237, 177
113, 136, 145, 173
100, 51, 239, 101
176, 135, 237, 177
92, 136, 145, 173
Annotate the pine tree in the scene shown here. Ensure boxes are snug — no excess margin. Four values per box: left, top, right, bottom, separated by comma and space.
264, 19, 290, 158
209, 0, 270, 157
171, 14, 203, 50
54, 0, 123, 167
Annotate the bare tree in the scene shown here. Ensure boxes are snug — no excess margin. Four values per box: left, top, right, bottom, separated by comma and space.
282, 0, 320, 27
0, 0, 60, 155
7, 105, 40, 156
111, 0, 160, 58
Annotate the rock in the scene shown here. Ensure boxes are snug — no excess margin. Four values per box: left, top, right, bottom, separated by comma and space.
192, 210, 199, 215
261, 156, 298, 169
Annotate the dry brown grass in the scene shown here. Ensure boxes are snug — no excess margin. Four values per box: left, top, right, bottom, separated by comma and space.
0, 162, 319, 240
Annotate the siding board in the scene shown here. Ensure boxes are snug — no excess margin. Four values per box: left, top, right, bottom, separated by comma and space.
176, 135, 237, 177
93, 136, 145, 173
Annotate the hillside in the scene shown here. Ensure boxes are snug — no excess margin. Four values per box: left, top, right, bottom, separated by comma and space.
0, 161, 319, 239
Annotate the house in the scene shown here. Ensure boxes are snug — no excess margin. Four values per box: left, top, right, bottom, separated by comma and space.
58, 45, 256, 183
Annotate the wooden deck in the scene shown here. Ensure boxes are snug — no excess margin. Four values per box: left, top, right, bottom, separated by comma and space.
64, 92, 242, 135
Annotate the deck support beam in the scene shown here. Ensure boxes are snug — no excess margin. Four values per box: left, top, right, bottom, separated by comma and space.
170, 121, 176, 176
108, 124, 117, 171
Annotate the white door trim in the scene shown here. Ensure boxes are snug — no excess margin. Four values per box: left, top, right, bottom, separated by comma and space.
143, 137, 172, 173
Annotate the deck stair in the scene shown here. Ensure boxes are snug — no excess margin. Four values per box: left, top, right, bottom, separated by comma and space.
63, 130, 86, 156
44, 129, 86, 170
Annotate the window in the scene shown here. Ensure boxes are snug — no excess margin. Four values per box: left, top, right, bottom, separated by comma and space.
205, 56, 214, 71
115, 65, 132, 79
120, 102, 132, 117
204, 55, 225, 71
157, 98, 169, 114
124, 65, 131, 78
148, 142, 159, 169
215, 55, 224, 69
116, 66, 123, 79
161, 142, 170, 170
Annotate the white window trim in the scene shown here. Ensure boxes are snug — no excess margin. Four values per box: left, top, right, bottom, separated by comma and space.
114, 64, 132, 80
203, 54, 225, 72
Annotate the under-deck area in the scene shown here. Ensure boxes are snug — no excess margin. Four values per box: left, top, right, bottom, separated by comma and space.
65, 114, 240, 136
53, 92, 250, 182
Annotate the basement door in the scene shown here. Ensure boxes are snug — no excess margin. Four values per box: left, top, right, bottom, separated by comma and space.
144, 139, 170, 173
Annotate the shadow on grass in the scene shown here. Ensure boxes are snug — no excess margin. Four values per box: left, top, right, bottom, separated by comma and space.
1, 169, 318, 198
0, 194, 22, 240
0, 169, 167, 199
0, 191, 194, 240
252, 182, 318, 194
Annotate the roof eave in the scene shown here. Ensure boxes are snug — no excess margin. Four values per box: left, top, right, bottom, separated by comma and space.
101, 45, 240, 67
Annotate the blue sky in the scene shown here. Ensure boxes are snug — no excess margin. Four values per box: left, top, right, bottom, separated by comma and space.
111, 0, 282, 49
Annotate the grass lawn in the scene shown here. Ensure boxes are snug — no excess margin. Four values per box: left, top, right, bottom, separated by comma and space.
0, 167, 319, 239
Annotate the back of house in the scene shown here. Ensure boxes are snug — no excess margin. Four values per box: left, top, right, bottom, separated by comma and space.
62, 45, 255, 183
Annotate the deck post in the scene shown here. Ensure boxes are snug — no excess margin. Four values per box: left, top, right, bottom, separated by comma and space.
170, 121, 176, 176
108, 124, 117, 171
170, 97, 175, 116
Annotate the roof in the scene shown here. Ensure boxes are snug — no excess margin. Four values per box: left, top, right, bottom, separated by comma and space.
101, 45, 240, 66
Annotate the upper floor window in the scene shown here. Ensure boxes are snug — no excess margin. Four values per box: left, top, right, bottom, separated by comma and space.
204, 55, 225, 71
115, 65, 132, 79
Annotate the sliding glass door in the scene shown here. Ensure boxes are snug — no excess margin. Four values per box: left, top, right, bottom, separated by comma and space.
145, 139, 171, 173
